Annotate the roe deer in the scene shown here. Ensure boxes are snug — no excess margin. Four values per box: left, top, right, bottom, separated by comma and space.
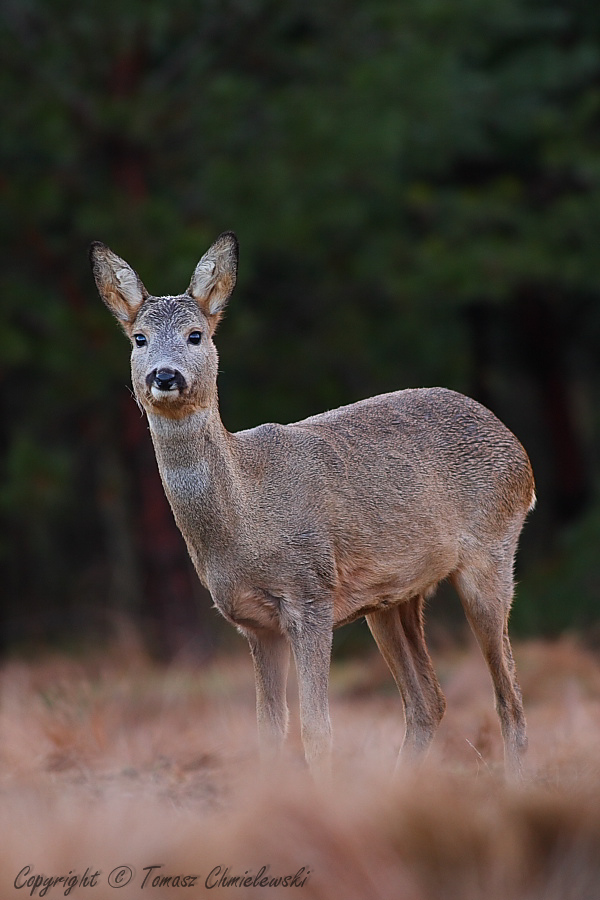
90, 232, 535, 779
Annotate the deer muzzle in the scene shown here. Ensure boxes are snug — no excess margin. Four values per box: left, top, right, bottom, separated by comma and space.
147, 367, 187, 393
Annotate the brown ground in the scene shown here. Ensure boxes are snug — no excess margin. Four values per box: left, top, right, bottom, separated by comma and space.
2, 634, 600, 899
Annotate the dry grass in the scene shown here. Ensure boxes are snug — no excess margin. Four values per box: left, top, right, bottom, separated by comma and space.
2, 635, 600, 899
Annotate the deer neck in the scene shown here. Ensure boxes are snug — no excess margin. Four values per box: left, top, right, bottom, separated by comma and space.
146, 406, 244, 574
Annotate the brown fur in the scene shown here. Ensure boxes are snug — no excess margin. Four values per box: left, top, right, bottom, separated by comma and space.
90, 232, 535, 778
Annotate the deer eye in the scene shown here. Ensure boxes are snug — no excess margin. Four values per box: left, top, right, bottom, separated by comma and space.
133, 334, 147, 347
188, 331, 202, 345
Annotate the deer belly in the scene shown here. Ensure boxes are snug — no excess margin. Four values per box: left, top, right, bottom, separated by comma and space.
332, 547, 457, 627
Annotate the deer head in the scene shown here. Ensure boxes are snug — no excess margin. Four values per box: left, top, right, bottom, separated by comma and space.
90, 232, 238, 419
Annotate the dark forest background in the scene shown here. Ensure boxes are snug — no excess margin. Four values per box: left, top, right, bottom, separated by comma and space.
2, 0, 600, 659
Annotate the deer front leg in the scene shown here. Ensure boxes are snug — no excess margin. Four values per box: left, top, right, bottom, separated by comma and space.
287, 614, 333, 780
246, 629, 290, 764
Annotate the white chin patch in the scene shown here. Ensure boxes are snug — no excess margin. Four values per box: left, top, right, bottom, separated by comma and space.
151, 385, 179, 401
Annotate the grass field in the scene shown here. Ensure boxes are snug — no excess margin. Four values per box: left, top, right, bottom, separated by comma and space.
2, 633, 600, 899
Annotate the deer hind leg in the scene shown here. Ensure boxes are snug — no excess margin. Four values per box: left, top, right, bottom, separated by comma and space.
246, 630, 290, 763
366, 595, 446, 768
452, 555, 527, 779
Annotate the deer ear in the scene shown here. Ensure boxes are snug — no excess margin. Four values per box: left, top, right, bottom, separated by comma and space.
89, 242, 148, 331
188, 232, 238, 328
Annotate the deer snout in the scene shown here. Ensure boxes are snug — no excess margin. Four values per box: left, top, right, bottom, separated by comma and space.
147, 367, 186, 392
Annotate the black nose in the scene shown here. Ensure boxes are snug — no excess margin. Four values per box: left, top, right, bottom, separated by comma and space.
153, 368, 178, 390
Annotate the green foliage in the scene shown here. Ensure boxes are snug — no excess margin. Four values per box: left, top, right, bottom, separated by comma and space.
514, 501, 600, 636
1, 0, 600, 645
